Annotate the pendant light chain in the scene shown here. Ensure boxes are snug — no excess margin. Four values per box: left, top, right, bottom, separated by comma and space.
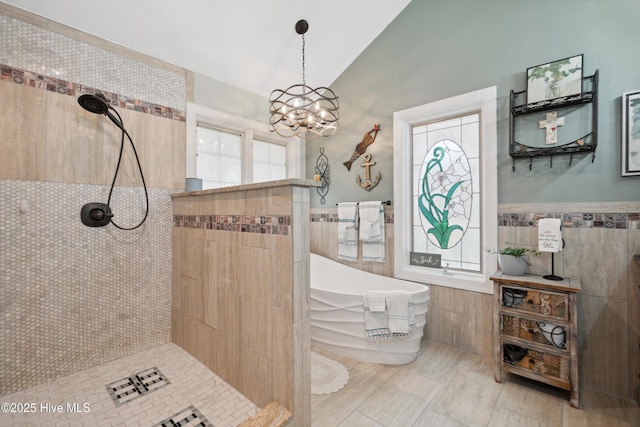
301, 33, 306, 87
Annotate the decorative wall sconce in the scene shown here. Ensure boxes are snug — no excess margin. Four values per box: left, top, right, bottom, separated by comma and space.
314, 146, 330, 204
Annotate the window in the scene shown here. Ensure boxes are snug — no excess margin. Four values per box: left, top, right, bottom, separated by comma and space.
393, 87, 497, 293
253, 139, 286, 183
186, 103, 303, 189
196, 125, 242, 188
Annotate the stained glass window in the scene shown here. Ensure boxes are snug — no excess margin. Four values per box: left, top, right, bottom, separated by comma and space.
412, 114, 481, 271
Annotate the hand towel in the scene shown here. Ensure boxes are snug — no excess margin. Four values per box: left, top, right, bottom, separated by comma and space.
359, 201, 385, 263
386, 291, 412, 335
362, 293, 389, 340
364, 291, 386, 312
538, 218, 562, 252
362, 291, 415, 341
338, 202, 358, 262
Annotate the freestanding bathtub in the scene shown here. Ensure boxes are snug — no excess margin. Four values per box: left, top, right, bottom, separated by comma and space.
310, 253, 430, 365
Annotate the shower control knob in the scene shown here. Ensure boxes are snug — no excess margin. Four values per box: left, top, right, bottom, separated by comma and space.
90, 209, 105, 221
81, 202, 112, 227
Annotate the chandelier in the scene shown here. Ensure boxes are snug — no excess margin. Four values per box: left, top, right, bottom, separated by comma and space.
269, 20, 339, 139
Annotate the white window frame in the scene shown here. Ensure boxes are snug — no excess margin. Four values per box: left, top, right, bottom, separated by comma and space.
393, 86, 498, 294
186, 102, 304, 183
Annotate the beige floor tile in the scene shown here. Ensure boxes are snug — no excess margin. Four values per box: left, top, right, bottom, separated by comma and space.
336, 411, 383, 427
311, 341, 640, 427
411, 408, 468, 427
494, 379, 564, 426
357, 386, 429, 426
427, 369, 502, 427
563, 404, 635, 427
489, 405, 558, 427
579, 388, 640, 426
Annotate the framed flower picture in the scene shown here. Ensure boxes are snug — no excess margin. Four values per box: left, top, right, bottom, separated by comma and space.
622, 90, 640, 176
526, 54, 583, 105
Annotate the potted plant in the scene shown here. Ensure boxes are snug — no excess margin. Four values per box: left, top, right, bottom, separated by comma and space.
488, 243, 540, 276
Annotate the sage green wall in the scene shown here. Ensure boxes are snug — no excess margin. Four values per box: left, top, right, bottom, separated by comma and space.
194, 72, 269, 123
305, 0, 640, 207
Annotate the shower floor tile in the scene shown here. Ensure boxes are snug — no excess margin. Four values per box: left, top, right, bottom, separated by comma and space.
0, 343, 258, 426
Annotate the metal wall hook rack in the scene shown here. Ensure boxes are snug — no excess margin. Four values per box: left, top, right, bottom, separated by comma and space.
509, 70, 599, 172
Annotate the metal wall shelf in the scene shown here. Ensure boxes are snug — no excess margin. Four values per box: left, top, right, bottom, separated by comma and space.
509, 70, 599, 171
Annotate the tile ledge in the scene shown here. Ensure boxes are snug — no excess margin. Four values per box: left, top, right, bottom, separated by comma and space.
172, 179, 319, 198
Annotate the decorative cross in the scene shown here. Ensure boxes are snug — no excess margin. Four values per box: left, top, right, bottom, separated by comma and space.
539, 111, 565, 145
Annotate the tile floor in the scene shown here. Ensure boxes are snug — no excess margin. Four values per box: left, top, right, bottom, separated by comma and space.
1, 340, 638, 426
0, 343, 258, 426
311, 341, 640, 427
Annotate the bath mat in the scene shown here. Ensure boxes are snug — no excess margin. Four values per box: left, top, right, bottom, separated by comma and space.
311, 351, 349, 395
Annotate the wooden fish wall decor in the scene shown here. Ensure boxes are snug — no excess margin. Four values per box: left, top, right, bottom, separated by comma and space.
343, 124, 381, 171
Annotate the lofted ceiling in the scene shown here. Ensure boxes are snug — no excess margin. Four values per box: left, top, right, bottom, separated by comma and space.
3, 0, 411, 98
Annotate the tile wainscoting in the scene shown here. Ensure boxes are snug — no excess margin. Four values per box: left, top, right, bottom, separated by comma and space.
499, 202, 640, 401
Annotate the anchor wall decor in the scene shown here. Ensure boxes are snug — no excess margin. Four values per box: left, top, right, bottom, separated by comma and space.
356, 153, 381, 191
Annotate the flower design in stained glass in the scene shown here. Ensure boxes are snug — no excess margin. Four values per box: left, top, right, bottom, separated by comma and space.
418, 139, 472, 249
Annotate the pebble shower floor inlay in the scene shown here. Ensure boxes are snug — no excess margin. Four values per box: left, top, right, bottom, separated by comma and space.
0, 343, 258, 426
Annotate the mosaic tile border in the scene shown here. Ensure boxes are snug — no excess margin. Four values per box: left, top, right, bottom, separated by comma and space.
498, 212, 640, 229
173, 214, 291, 235
1, 64, 186, 122
310, 212, 394, 224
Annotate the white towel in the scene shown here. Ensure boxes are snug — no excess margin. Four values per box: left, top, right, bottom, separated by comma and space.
364, 291, 386, 312
362, 291, 415, 341
362, 293, 389, 340
538, 218, 562, 252
359, 201, 385, 263
338, 202, 358, 262
386, 291, 413, 335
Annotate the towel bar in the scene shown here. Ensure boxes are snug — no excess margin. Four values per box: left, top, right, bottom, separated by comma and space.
335, 200, 391, 206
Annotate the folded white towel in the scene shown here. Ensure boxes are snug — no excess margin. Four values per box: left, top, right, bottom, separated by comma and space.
359, 219, 381, 242
364, 291, 386, 312
387, 291, 412, 335
338, 202, 359, 261
362, 293, 389, 340
338, 222, 357, 245
359, 201, 385, 262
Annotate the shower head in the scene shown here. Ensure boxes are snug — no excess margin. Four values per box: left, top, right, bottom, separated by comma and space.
77, 93, 123, 129
78, 93, 109, 115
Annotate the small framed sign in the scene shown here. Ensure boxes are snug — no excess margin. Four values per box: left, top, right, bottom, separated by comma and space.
409, 252, 441, 268
526, 54, 583, 105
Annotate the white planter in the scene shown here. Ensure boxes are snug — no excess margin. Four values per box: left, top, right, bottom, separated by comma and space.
498, 254, 529, 276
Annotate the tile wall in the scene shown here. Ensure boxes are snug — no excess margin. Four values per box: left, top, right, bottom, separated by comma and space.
171, 181, 312, 425
0, 4, 186, 396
